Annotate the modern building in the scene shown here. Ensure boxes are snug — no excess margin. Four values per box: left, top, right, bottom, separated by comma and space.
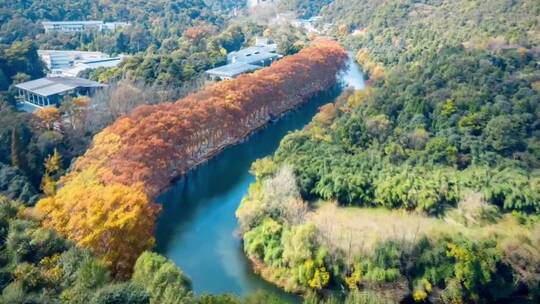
42, 21, 129, 33
206, 39, 281, 80
59, 57, 123, 77
227, 43, 279, 65
38, 50, 124, 77
39, 50, 108, 70
15, 77, 105, 113
205, 62, 263, 80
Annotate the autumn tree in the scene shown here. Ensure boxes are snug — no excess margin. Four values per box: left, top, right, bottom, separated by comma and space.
39, 40, 348, 276
40, 149, 62, 197
61, 96, 90, 132
37, 167, 160, 278
35, 107, 61, 131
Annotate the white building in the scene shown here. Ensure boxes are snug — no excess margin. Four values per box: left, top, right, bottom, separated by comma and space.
15, 77, 105, 113
206, 38, 281, 80
38, 50, 124, 77
42, 21, 129, 33
59, 57, 123, 77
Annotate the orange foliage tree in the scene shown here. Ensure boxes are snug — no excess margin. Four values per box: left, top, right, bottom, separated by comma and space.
37, 166, 159, 278
183, 25, 216, 42
35, 107, 61, 130
37, 40, 348, 278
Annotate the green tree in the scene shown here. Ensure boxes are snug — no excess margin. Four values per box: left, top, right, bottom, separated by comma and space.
90, 283, 150, 304
10, 128, 24, 169
484, 115, 526, 153
132, 252, 193, 304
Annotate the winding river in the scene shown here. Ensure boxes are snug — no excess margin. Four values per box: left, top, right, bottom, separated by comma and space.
155, 56, 365, 302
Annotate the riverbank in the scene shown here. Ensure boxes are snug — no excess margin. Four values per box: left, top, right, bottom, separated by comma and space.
155, 56, 365, 300
235, 37, 540, 303
155, 87, 344, 302
37, 40, 349, 278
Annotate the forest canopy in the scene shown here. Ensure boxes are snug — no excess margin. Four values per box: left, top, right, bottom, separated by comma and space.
37, 40, 348, 278
236, 0, 540, 303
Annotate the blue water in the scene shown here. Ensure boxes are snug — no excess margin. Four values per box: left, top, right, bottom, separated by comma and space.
155, 58, 364, 301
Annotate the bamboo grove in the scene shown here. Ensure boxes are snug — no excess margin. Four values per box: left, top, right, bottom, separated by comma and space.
36, 40, 349, 278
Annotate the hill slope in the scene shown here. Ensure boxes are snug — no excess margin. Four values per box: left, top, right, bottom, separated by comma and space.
237, 0, 540, 303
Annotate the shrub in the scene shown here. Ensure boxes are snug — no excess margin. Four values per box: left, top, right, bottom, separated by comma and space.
90, 283, 150, 304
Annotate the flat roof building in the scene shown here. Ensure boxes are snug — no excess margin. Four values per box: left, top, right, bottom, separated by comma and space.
39, 50, 108, 70
42, 21, 129, 33
206, 62, 263, 80
227, 44, 279, 65
38, 50, 124, 77
207, 39, 281, 80
43, 21, 103, 33
15, 77, 105, 113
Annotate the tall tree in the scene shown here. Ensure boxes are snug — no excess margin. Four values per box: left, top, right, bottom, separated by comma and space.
41, 149, 62, 197
10, 127, 23, 169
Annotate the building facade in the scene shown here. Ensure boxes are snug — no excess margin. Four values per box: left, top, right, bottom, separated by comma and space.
42, 21, 129, 33
206, 39, 281, 80
15, 77, 105, 112
38, 50, 124, 77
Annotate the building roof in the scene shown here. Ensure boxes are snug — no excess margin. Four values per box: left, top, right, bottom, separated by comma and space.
38, 50, 122, 76
206, 42, 281, 79
38, 50, 107, 59
80, 57, 123, 68
42, 21, 103, 26
227, 44, 278, 63
236, 52, 280, 66
205, 62, 262, 78
56, 57, 123, 77
15, 77, 105, 97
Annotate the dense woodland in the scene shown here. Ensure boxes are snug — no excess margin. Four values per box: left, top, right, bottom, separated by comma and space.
0, 0, 308, 212
278, 0, 332, 19
0, 195, 288, 303
1, 0, 539, 303
0, 0, 243, 208
87, 20, 308, 88
0, 1, 322, 302
36, 40, 348, 279
0, 0, 245, 48
237, 0, 540, 303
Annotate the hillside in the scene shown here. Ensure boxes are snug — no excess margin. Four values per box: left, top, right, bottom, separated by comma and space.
322, 0, 539, 65
36, 40, 348, 278
237, 0, 540, 303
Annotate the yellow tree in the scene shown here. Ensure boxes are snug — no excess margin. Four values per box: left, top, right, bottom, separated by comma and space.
37, 166, 160, 278
61, 96, 90, 131
35, 107, 61, 131
41, 149, 62, 196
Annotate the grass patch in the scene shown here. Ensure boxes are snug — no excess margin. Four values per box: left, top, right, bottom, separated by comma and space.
307, 200, 538, 259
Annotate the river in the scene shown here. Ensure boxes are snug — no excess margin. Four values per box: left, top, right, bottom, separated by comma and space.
155, 56, 365, 302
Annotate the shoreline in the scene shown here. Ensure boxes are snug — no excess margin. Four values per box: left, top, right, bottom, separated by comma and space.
163, 83, 342, 193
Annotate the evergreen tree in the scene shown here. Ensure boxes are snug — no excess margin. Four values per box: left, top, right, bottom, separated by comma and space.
10, 127, 23, 169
